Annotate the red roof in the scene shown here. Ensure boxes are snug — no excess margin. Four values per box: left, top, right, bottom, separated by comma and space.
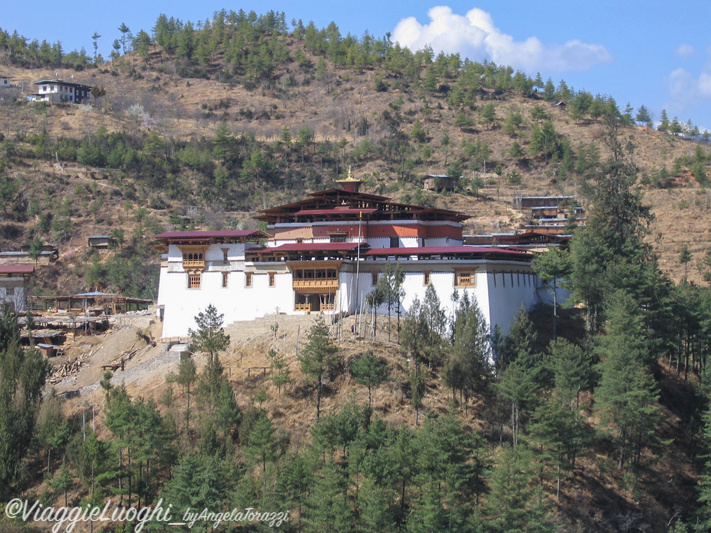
365, 246, 530, 257
295, 208, 378, 216
255, 242, 366, 253
0, 264, 35, 274
154, 230, 267, 241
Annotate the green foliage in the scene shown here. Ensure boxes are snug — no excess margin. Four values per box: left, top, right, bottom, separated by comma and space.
533, 247, 572, 339
410, 120, 426, 143
497, 361, 539, 447
166, 356, 197, 433
401, 290, 446, 368
499, 305, 538, 371
350, 351, 390, 408
529, 120, 561, 163
189, 305, 231, 362
376, 264, 405, 342
244, 410, 284, 472
299, 315, 341, 421
595, 352, 660, 470
159, 453, 230, 525
0, 307, 48, 499
484, 445, 553, 531
267, 349, 292, 395
480, 103, 497, 129
49, 461, 73, 506
570, 118, 658, 332
103, 385, 177, 504
444, 293, 492, 410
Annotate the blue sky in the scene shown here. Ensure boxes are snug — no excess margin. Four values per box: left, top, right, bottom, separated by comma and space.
3, 1, 711, 130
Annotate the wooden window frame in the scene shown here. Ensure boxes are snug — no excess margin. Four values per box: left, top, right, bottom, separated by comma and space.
245, 272, 253, 288
188, 272, 201, 289
269, 272, 276, 287
423, 270, 431, 286
454, 269, 476, 287
222, 271, 228, 288
371, 271, 379, 286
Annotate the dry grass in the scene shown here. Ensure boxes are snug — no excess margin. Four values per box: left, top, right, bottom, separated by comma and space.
1, 52, 709, 289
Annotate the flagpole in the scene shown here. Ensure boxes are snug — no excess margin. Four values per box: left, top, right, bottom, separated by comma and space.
355, 208, 362, 318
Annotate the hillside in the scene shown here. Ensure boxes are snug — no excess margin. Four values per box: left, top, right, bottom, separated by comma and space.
1, 13, 711, 533
42, 311, 698, 533
0, 15, 710, 298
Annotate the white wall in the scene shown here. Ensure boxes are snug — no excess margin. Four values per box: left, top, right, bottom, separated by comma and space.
345, 261, 544, 336
158, 242, 547, 339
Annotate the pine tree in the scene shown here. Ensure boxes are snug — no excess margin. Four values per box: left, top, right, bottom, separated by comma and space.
245, 411, 282, 473
49, 460, 73, 506
166, 355, 197, 433
596, 356, 660, 470
299, 315, 340, 422
527, 389, 587, 498
267, 349, 292, 395
500, 305, 538, 371
356, 476, 398, 532
0, 306, 48, 499
303, 460, 354, 532
350, 351, 390, 409
569, 117, 657, 332
658, 109, 670, 132
696, 407, 711, 530
160, 454, 229, 518
484, 446, 553, 531
190, 304, 230, 365
547, 339, 592, 408
377, 264, 405, 342
497, 362, 539, 447
680, 245, 692, 281
444, 294, 491, 412
532, 247, 572, 339
636, 105, 652, 126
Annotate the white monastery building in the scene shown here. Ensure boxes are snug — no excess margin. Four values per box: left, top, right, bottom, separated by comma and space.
155, 176, 552, 338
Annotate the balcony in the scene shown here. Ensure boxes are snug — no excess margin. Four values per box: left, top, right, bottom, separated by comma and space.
322, 303, 335, 311
295, 303, 312, 312
182, 259, 205, 269
292, 279, 338, 292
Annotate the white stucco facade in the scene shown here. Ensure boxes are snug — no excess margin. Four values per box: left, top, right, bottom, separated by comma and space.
155, 187, 558, 339
156, 239, 549, 338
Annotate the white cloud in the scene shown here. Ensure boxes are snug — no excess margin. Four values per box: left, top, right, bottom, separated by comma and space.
675, 43, 696, 58
665, 61, 711, 116
392, 6, 611, 73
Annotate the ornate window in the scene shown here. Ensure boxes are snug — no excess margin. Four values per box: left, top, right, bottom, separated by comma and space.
188, 273, 201, 289
454, 270, 476, 287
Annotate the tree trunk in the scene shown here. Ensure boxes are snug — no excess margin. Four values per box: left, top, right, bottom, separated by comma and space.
552, 280, 558, 340
316, 374, 322, 422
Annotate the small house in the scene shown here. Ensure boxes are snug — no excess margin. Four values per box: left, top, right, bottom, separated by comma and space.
0, 264, 34, 311
27, 79, 92, 104
0, 247, 59, 265
88, 236, 116, 249
0, 77, 10, 88
423, 174, 460, 191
